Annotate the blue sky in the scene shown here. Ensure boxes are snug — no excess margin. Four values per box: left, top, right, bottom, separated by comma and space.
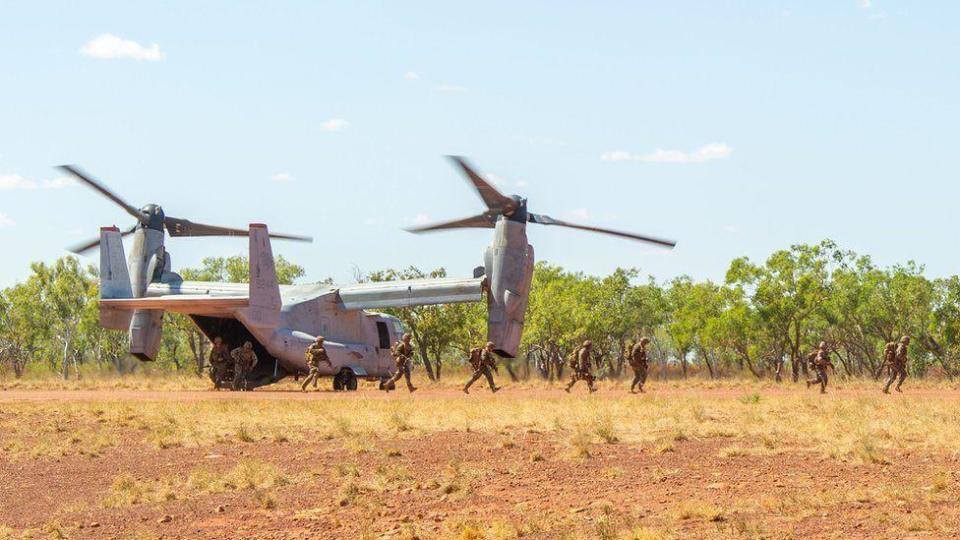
1, 1, 958, 288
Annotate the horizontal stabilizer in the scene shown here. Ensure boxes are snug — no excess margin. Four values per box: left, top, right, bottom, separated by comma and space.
338, 277, 484, 310
101, 296, 248, 314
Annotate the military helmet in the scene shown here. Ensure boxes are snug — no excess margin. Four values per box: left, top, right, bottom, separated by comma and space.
402, 333, 412, 341
243, 341, 253, 348
901, 335, 910, 343
640, 337, 650, 345
485, 341, 495, 349
583, 340, 593, 348
818, 341, 827, 349
316, 335, 324, 343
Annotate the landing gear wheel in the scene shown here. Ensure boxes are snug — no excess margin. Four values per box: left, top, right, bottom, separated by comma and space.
333, 369, 358, 392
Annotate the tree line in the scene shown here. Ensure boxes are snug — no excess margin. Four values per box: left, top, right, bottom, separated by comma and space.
2, 239, 959, 381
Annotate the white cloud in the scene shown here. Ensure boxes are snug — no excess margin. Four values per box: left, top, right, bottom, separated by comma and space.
0, 174, 37, 190
412, 213, 431, 225
43, 176, 76, 189
0, 174, 75, 190
858, 0, 872, 8
271, 172, 292, 182
0, 212, 14, 228
80, 33, 165, 61
436, 84, 467, 93
404, 71, 420, 81
321, 118, 350, 132
601, 143, 732, 164
723, 224, 741, 234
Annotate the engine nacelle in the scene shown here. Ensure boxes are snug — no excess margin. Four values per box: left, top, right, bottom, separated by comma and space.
484, 218, 535, 358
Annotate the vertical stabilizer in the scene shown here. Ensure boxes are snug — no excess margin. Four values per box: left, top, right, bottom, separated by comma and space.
99, 226, 134, 329
247, 223, 281, 328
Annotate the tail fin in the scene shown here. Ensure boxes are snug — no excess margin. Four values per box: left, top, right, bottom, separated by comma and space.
246, 223, 281, 328
99, 226, 133, 329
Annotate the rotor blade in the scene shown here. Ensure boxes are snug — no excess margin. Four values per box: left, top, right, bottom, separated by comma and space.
57, 165, 147, 224
67, 225, 137, 254
164, 217, 312, 242
405, 213, 497, 233
528, 213, 676, 248
446, 156, 514, 212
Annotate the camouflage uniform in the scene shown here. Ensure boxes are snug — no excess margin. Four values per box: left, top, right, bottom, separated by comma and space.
805, 342, 833, 394
301, 336, 331, 392
629, 337, 650, 393
884, 336, 910, 394
231, 342, 258, 391
565, 341, 597, 393
464, 342, 500, 394
208, 337, 231, 391
385, 334, 417, 392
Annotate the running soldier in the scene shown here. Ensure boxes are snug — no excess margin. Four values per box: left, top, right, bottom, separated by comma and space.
884, 336, 910, 394
384, 333, 417, 393
231, 341, 258, 391
301, 336, 331, 392
805, 341, 833, 394
463, 341, 501, 394
208, 336, 231, 390
629, 337, 651, 393
565, 340, 597, 393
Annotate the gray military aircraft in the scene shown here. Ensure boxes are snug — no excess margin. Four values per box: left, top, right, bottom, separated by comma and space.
62, 157, 675, 390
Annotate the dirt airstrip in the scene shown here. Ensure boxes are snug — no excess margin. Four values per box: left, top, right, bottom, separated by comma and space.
1, 384, 959, 539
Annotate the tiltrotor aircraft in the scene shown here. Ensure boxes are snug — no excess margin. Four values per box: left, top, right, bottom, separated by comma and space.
62, 157, 675, 390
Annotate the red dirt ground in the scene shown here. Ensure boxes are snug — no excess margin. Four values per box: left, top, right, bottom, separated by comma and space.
2, 387, 959, 539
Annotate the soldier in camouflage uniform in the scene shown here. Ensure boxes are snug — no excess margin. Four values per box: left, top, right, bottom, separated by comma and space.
384, 333, 417, 393
565, 340, 597, 393
463, 341, 501, 394
231, 341, 259, 391
629, 337, 651, 393
805, 341, 833, 394
301, 335, 332, 392
883, 336, 910, 394
208, 336, 232, 390
880, 341, 896, 376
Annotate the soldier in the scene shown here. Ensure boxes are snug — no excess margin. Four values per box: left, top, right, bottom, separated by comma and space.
565, 340, 597, 393
208, 336, 231, 390
628, 337, 651, 393
231, 341, 258, 391
384, 333, 417, 393
464, 341, 501, 394
884, 336, 911, 394
805, 341, 833, 394
301, 335, 332, 392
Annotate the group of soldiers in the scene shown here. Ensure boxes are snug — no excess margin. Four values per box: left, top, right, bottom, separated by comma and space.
209, 332, 913, 395
207, 337, 259, 391
368, 333, 653, 395
562, 337, 651, 394
804, 336, 911, 394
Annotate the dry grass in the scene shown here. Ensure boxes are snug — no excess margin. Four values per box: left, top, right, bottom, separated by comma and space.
3, 383, 960, 465
103, 459, 289, 508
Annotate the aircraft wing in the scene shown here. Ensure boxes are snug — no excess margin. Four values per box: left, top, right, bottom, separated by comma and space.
99, 296, 249, 316
337, 276, 484, 310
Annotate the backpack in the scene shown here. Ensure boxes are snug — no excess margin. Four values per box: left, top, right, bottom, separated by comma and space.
468, 347, 482, 369
568, 347, 582, 371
